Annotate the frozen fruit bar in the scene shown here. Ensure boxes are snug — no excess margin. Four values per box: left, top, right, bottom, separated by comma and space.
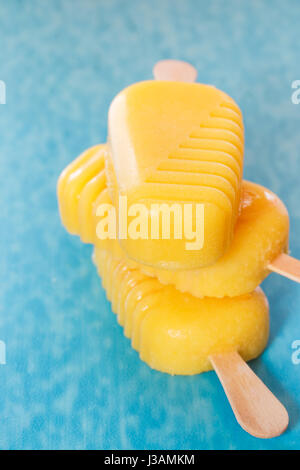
57, 147, 288, 298
107, 80, 244, 269
93, 247, 269, 375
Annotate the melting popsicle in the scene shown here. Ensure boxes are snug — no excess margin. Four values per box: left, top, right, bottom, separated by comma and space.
106, 74, 244, 269
57, 148, 290, 297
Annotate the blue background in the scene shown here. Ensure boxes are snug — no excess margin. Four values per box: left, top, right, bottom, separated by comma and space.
1, 0, 300, 450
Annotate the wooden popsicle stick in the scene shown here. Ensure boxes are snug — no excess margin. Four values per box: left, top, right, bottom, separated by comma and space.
153, 59, 197, 83
269, 253, 300, 283
210, 351, 289, 438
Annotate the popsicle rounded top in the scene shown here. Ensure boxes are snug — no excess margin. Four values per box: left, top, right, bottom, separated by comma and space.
108, 79, 243, 194
106, 62, 244, 269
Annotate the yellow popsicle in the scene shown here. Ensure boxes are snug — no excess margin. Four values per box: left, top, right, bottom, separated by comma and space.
93, 247, 269, 375
57, 144, 107, 238
107, 80, 244, 269
57, 146, 289, 297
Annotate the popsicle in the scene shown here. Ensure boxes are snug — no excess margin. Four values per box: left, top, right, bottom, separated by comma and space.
106, 75, 244, 269
93, 244, 288, 438
94, 245, 269, 374
57, 144, 107, 236
57, 148, 291, 296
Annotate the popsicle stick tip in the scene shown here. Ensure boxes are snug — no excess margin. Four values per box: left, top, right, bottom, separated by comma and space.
269, 253, 300, 283
210, 351, 289, 439
153, 60, 198, 83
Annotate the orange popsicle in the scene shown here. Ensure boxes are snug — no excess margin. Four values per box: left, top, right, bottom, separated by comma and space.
57, 147, 289, 297
93, 246, 269, 375
107, 80, 244, 269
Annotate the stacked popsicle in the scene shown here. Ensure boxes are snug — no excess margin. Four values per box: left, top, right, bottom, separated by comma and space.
58, 61, 297, 437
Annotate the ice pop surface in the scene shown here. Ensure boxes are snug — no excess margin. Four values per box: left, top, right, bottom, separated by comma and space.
57, 144, 107, 238
57, 146, 289, 297
93, 247, 269, 375
107, 80, 244, 269
141, 181, 289, 297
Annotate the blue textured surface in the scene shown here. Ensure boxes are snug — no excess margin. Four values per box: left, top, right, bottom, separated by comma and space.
1, 0, 300, 450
